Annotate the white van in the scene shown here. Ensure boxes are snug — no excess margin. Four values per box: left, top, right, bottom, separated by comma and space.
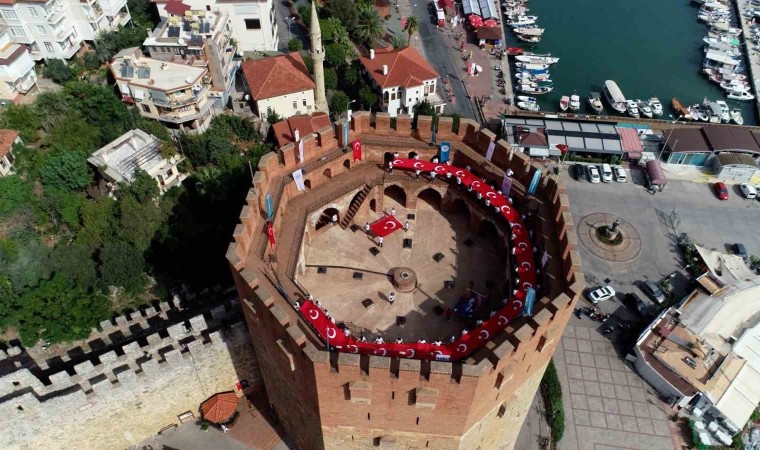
600, 164, 613, 183
740, 183, 757, 199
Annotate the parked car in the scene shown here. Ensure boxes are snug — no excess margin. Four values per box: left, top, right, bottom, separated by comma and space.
586, 286, 616, 304
732, 243, 748, 261
587, 165, 600, 183
740, 183, 757, 199
713, 181, 729, 200
613, 166, 627, 182
623, 292, 653, 318
641, 280, 666, 304
574, 164, 585, 181
600, 164, 613, 183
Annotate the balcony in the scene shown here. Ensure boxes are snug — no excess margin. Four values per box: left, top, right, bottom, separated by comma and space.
59, 41, 81, 59
151, 86, 208, 108
158, 97, 214, 124
15, 72, 37, 94
46, 7, 67, 24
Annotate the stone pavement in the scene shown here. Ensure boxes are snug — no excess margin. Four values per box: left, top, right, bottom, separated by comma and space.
554, 323, 678, 450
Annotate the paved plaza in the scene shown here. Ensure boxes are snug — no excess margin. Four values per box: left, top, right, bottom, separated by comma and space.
298, 194, 507, 341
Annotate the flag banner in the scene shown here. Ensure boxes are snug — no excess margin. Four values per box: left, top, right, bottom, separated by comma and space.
541, 250, 549, 267
486, 141, 496, 161
501, 175, 513, 197
439, 142, 451, 162
369, 215, 404, 237
352, 138, 362, 162
266, 193, 273, 220
293, 169, 305, 190
555, 143, 569, 154
298, 140, 304, 163
266, 222, 276, 251
527, 169, 542, 195
523, 287, 536, 317
343, 120, 349, 146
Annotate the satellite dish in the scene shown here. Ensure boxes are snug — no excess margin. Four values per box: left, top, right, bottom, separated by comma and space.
170, 156, 176, 164
237, 50, 244, 57
244, 94, 250, 101
177, 38, 185, 45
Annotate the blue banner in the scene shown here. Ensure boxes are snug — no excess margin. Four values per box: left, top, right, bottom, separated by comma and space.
527, 169, 542, 195
342, 120, 349, 146
439, 142, 450, 162
266, 193, 273, 220
523, 287, 536, 317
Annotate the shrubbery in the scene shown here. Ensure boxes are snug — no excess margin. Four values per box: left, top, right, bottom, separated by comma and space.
541, 360, 565, 443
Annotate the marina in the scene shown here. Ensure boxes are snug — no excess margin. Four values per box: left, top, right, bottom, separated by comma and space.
500, 0, 759, 124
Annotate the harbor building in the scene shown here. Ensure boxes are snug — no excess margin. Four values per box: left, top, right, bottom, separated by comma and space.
358, 46, 445, 118
110, 47, 214, 135
0, 0, 130, 60
142, 5, 238, 109
227, 110, 583, 449
0, 27, 37, 103
633, 275, 760, 447
151, 0, 278, 52
87, 128, 187, 195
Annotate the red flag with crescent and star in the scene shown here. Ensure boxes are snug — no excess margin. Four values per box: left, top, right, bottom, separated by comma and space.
352, 138, 362, 162
266, 221, 276, 250
556, 144, 569, 154
369, 215, 404, 238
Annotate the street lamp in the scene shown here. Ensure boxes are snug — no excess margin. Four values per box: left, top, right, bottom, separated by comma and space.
286, 16, 295, 43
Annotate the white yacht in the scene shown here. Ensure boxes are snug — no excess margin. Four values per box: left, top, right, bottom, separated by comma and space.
636, 99, 653, 118
648, 97, 663, 115
588, 92, 604, 113
715, 100, 731, 122
569, 94, 581, 111
559, 95, 569, 111
517, 101, 540, 112
727, 90, 755, 101
603, 80, 627, 113
625, 99, 640, 118
731, 108, 744, 125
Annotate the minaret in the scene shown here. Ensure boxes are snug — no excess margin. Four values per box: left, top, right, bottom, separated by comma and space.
309, 1, 329, 113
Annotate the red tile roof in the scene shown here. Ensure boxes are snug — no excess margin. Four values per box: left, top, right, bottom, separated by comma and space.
200, 392, 239, 424
359, 47, 439, 89
164, 0, 191, 15
272, 113, 331, 147
0, 129, 19, 159
241, 53, 315, 101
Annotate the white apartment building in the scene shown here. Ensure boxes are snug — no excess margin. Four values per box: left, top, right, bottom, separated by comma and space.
358, 46, 444, 118
0, 129, 21, 177
0, 27, 37, 102
143, 5, 238, 109
0, 0, 130, 60
88, 128, 187, 194
152, 0, 277, 52
111, 47, 214, 134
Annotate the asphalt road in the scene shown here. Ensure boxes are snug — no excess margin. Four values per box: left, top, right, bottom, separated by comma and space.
561, 163, 760, 308
409, 1, 477, 120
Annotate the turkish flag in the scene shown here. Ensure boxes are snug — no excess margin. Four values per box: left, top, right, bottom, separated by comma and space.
266, 222, 276, 250
369, 215, 403, 238
352, 139, 362, 162
556, 144, 569, 154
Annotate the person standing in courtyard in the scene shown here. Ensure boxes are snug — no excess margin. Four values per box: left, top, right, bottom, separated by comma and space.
403, 221, 409, 232
390, 207, 396, 216
364, 222, 370, 233
388, 292, 396, 304
377, 236, 384, 247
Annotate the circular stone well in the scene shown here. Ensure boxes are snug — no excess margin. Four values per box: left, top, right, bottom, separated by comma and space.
390, 267, 417, 292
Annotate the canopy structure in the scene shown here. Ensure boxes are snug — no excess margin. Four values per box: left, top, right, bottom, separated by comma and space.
201, 392, 238, 424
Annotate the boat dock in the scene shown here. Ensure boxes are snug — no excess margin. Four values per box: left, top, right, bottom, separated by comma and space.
733, 0, 760, 118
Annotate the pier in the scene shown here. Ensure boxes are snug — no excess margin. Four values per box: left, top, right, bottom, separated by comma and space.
733, 0, 760, 119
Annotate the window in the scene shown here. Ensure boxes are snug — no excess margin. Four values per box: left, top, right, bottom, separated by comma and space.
36, 25, 46, 35
28, 43, 39, 53
142, 104, 151, 113
206, 4, 210, 10
44, 41, 54, 52
27, 7, 38, 17
292, 101, 297, 109
244, 18, 261, 29
266, 106, 272, 115
9, 27, 24, 37
302, 98, 307, 106
3, 10, 18, 20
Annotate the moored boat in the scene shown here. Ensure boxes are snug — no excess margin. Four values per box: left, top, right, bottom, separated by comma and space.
603, 80, 627, 114
588, 92, 604, 113
648, 97, 663, 115
518, 84, 553, 95
637, 99, 653, 118
731, 108, 744, 125
569, 94, 581, 111
671, 97, 692, 119
517, 101, 540, 112
516, 95, 537, 103
727, 89, 755, 101
715, 100, 731, 122
626, 99, 640, 118
514, 53, 560, 64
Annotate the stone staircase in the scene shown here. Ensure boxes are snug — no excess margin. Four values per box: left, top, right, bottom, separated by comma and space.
340, 184, 372, 229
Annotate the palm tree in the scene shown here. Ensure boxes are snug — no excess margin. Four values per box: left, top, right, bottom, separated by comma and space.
404, 16, 418, 45
354, 6, 384, 47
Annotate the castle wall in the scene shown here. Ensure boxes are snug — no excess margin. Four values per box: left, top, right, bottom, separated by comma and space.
228, 111, 584, 450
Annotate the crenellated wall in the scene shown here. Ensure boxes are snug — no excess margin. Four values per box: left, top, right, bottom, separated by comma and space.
0, 297, 261, 450
227, 111, 584, 450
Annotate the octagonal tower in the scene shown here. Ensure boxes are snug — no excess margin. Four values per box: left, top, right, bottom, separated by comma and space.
227, 112, 584, 450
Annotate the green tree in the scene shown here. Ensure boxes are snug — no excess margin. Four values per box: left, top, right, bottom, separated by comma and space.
40, 152, 92, 191
324, 68, 338, 90
6, 143, 42, 179
117, 194, 163, 252
354, 6, 384, 47
48, 241, 98, 290
342, 64, 359, 89
78, 196, 115, 248
210, 114, 259, 141
0, 175, 34, 217
43, 59, 74, 84
63, 81, 134, 145
34, 91, 73, 133
266, 110, 283, 124
404, 16, 419, 44
298, 5, 311, 29
0, 274, 18, 330
320, 18, 352, 45
325, 42, 349, 67
44, 114, 101, 155
16, 274, 109, 346
392, 35, 406, 49
41, 188, 85, 230
330, 91, 350, 115
359, 84, 378, 109
99, 239, 147, 294
324, 0, 359, 33
0, 104, 40, 142
124, 169, 159, 203
288, 38, 303, 52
